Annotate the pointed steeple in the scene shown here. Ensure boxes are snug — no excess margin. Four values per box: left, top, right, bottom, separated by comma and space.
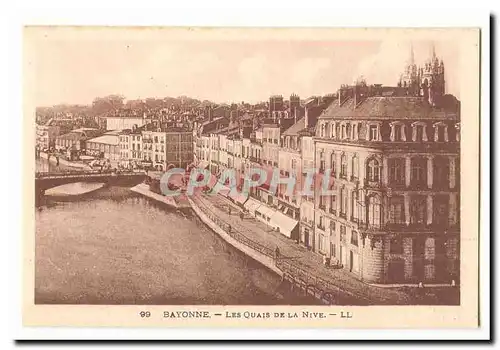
430, 42, 436, 59
409, 42, 415, 65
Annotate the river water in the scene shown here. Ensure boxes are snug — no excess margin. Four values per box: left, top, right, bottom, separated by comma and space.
35, 158, 316, 305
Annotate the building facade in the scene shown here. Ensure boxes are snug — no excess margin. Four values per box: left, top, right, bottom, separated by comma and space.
36, 124, 60, 149
311, 51, 460, 284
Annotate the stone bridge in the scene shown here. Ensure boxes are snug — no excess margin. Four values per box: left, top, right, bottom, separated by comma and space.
35, 170, 147, 197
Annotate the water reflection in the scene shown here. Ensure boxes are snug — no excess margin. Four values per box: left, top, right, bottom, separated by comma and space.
35, 159, 319, 305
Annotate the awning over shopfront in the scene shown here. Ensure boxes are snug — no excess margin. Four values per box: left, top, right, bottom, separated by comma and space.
244, 198, 261, 214
255, 203, 276, 219
229, 190, 248, 205
269, 211, 299, 239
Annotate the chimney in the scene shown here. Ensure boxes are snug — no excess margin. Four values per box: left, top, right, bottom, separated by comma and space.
353, 85, 358, 108
304, 105, 309, 129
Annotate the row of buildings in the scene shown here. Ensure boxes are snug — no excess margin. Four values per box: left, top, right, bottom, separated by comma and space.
37, 118, 194, 170
193, 48, 461, 285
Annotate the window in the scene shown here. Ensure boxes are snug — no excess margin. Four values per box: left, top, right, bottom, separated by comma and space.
410, 195, 427, 225
416, 125, 424, 141
394, 125, 403, 141
411, 157, 427, 186
434, 123, 447, 142
368, 195, 381, 228
433, 156, 449, 188
412, 122, 428, 142
388, 158, 405, 185
388, 196, 405, 224
340, 187, 348, 216
351, 230, 358, 246
319, 195, 326, 210
319, 151, 325, 173
318, 233, 325, 252
367, 158, 380, 182
340, 153, 347, 178
340, 225, 346, 243
351, 190, 358, 220
425, 238, 435, 261
318, 215, 325, 229
345, 124, 351, 139
330, 194, 337, 214
330, 153, 336, 176
369, 125, 379, 141
434, 195, 449, 227
330, 220, 336, 235
351, 154, 359, 179
320, 124, 326, 138
390, 238, 404, 254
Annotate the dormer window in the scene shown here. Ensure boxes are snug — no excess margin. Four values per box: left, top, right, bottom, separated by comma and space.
369, 125, 379, 141
320, 123, 326, 138
390, 122, 407, 141
331, 122, 337, 139
411, 121, 428, 142
352, 123, 359, 140
433, 122, 449, 142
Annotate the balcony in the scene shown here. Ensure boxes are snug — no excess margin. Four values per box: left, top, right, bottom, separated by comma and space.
317, 224, 326, 231
339, 212, 347, 220
388, 181, 406, 190
364, 178, 381, 189
329, 208, 337, 216
319, 204, 326, 211
408, 181, 429, 191
432, 182, 451, 191
339, 172, 347, 180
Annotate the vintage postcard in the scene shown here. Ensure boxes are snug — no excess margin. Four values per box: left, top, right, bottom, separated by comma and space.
23, 26, 481, 331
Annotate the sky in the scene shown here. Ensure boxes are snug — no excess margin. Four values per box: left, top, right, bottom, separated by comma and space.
25, 28, 460, 107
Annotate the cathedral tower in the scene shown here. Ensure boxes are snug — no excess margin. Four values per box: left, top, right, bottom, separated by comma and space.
399, 44, 420, 96
420, 44, 445, 106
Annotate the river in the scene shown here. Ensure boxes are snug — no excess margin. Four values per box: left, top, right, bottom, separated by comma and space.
35, 158, 317, 305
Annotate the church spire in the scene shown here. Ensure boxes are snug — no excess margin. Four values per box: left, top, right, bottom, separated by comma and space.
409, 42, 415, 65
431, 42, 437, 60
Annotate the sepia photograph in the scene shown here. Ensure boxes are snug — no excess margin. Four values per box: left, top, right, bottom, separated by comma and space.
20, 24, 483, 331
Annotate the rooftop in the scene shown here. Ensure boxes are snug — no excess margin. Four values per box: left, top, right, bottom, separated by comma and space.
86, 134, 120, 145
320, 95, 459, 120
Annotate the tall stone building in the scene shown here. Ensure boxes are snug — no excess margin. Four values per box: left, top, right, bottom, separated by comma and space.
313, 48, 460, 284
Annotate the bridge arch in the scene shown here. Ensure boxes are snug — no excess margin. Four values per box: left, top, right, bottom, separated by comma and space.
35, 171, 146, 194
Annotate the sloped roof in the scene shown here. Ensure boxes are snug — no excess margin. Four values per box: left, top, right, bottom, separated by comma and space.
282, 117, 306, 136
320, 96, 459, 120
86, 134, 119, 145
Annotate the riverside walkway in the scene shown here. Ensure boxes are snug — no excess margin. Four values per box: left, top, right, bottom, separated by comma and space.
191, 192, 417, 305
